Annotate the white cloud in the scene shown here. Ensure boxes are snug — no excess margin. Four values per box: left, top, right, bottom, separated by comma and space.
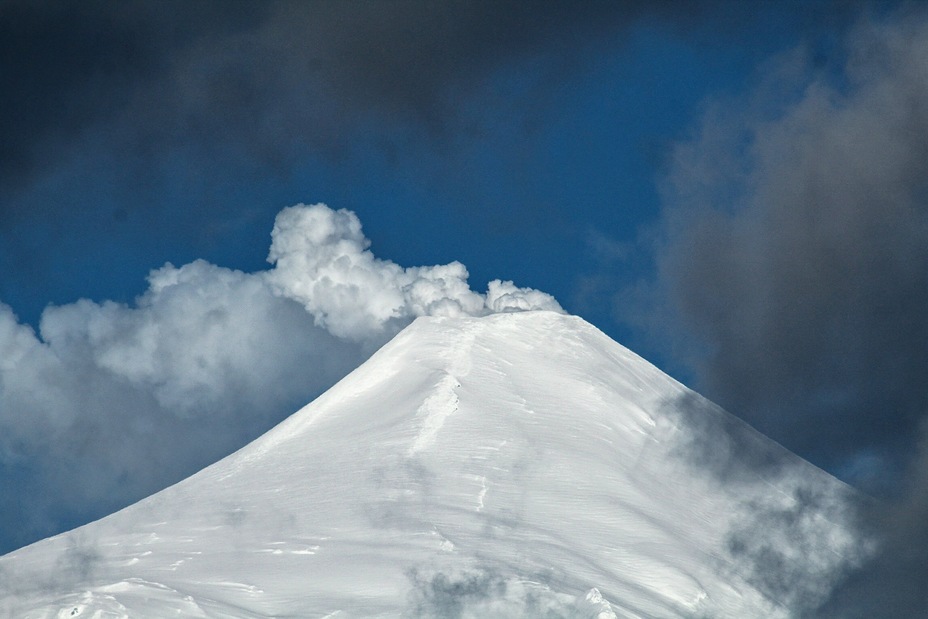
484, 279, 562, 314
265, 203, 561, 341
0, 202, 560, 552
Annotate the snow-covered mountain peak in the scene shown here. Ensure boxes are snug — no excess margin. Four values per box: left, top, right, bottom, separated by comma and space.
247, 311, 666, 457
1, 311, 865, 618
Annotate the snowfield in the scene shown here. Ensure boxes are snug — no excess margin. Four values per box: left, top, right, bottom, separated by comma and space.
0, 311, 866, 618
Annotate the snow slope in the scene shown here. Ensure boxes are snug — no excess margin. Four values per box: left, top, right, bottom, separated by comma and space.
0, 311, 864, 618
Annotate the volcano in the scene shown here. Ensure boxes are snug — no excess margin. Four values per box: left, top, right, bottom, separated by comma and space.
0, 311, 863, 618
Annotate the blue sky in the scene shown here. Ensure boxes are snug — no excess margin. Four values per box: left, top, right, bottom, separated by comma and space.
3, 1, 927, 611
1, 2, 820, 336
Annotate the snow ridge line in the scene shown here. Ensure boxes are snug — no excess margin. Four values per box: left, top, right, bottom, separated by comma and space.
407, 319, 481, 455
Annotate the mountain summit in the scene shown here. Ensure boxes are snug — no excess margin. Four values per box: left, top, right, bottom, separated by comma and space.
1, 311, 863, 618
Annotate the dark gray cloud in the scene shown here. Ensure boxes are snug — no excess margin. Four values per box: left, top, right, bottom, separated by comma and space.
636, 4, 928, 485
810, 428, 928, 617
0, 0, 267, 203
0, 0, 696, 223
629, 6, 928, 615
0, 0, 862, 320
0, 0, 718, 328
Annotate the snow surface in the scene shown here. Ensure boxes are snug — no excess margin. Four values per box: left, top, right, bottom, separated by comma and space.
0, 311, 865, 618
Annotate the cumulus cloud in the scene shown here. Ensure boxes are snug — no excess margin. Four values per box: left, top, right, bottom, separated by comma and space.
266, 204, 561, 341
265, 205, 483, 340
625, 7, 928, 616
0, 202, 559, 554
